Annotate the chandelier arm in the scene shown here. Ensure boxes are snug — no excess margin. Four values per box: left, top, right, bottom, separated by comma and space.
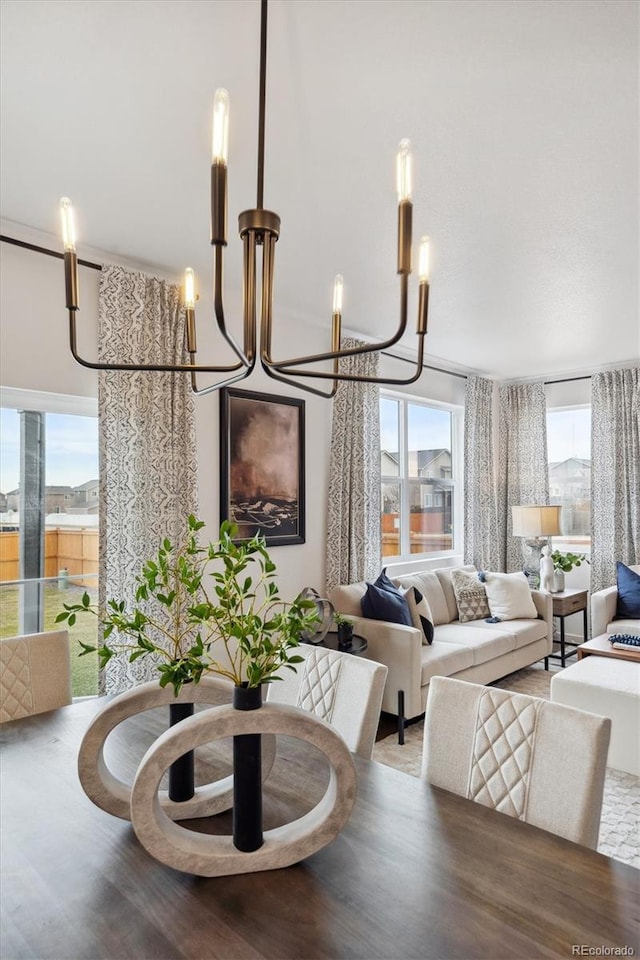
264, 335, 426, 386
64, 250, 249, 374
257, 231, 338, 397
67, 309, 248, 374
189, 355, 256, 396
263, 275, 412, 370
260, 360, 338, 399
212, 246, 252, 367
262, 274, 427, 384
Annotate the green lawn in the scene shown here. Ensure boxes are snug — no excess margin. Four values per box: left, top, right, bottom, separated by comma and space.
0, 582, 99, 696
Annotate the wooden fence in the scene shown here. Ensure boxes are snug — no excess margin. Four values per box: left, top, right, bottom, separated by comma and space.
0, 529, 98, 586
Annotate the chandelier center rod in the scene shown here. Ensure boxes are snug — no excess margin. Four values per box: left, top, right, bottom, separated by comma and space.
256, 0, 268, 211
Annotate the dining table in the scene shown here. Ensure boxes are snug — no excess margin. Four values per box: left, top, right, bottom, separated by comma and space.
1, 694, 638, 960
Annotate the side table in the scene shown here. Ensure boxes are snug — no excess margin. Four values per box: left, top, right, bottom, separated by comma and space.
302, 631, 368, 657
544, 588, 588, 669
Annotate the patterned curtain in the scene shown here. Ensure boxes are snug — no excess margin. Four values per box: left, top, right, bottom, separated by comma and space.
591, 367, 640, 593
325, 340, 381, 590
464, 376, 500, 570
98, 265, 198, 694
497, 382, 549, 572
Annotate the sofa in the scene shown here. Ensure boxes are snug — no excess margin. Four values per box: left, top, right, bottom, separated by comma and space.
590, 563, 640, 639
329, 565, 553, 739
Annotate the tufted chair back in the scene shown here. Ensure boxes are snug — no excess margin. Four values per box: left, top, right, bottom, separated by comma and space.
267, 645, 387, 759
422, 676, 611, 849
1, 630, 72, 722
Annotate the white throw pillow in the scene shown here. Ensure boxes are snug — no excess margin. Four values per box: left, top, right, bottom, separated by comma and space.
482, 571, 538, 621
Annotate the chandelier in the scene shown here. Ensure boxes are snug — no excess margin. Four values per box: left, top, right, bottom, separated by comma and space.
60, 0, 431, 398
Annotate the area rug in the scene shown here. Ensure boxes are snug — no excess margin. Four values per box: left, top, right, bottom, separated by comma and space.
373, 663, 640, 868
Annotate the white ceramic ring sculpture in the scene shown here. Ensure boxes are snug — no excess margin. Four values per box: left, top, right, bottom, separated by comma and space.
77, 677, 276, 821
130, 702, 357, 877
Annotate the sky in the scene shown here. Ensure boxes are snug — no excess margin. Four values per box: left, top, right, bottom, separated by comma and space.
0, 409, 99, 493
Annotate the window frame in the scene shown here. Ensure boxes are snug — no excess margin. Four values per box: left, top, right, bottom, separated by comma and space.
380, 389, 463, 564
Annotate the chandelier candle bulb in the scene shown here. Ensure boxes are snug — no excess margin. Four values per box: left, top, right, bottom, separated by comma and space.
184, 268, 197, 352
332, 274, 343, 316
396, 139, 412, 203
184, 268, 196, 310
211, 89, 230, 165
59, 197, 76, 252
60, 197, 79, 311
418, 236, 430, 283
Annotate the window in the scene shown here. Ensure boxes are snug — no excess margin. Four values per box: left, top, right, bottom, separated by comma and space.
380, 393, 461, 561
546, 406, 591, 552
0, 392, 100, 696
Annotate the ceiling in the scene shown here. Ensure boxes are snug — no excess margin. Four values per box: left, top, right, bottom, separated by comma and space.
1, 0, 638, 381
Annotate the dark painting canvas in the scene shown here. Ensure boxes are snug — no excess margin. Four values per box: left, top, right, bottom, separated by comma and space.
220, 389, 305, 546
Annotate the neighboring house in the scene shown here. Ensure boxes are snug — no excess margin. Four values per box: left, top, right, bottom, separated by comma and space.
549, 457, 591, 536
73, 479, 100, 513
0, 491, 7, 513
6, 484, 94, 515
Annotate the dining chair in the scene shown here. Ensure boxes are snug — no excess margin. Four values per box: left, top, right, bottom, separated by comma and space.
1, 629, 72, 722
421, 675, 611, 849
266, 645, 387, 759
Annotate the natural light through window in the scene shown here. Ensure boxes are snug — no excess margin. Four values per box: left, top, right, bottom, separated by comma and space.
546, 406, 591, 552
380, 394, 458, 561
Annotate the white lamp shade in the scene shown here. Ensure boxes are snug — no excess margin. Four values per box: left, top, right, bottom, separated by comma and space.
512, 504, 562, 538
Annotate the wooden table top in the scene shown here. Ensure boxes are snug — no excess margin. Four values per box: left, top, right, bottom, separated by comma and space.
578, 633, 640, 662
1, 697, 639, 960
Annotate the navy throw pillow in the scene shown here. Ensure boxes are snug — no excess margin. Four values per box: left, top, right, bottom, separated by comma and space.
361, 570, 413, 626
615, 562, 640, 619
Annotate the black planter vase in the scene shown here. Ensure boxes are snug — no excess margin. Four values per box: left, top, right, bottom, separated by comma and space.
168, 700, 195, 802
232, 684, 263, 852
337, 622, 354, 648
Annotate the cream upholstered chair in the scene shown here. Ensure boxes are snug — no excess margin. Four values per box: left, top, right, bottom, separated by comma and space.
591, 564, 640, 638
421, 676, 611, 849
1, 630, 72, 722
267, 645, 387, 759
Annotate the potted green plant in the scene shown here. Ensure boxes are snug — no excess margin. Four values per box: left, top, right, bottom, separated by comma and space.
57, 515, 319, 850
550, 549, 590, 593
333, 611, 354, 648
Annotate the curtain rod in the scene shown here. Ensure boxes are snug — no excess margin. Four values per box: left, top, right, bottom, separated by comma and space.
543, 374, 592, 385
0, 234, 102, 271
380, 350, 468, 380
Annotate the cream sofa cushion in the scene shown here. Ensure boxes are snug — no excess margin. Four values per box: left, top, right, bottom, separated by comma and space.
329, 582, 367, 618
434, 623, 515, 665
435, 565, 477, 622
419, 642, 474, 686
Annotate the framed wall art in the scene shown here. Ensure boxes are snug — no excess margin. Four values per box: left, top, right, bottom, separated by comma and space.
220, 388, 305, 546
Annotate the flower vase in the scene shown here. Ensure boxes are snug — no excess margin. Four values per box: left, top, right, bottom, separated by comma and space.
552, 571, 565, 593
232, 684, 263, 852
168, 701, 195, 802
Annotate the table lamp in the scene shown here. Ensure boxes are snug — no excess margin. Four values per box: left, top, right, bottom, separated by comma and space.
511, 504, 562, 587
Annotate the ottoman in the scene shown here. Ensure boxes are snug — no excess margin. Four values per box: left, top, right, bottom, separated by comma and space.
550, 657, 640, 776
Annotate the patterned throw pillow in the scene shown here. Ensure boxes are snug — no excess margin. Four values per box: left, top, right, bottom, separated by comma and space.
450, 568, 491, 623
401, 586, 435, 645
